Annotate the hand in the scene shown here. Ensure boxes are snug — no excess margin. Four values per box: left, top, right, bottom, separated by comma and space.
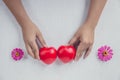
69, 23, 95, 61
21, 22, 47, 60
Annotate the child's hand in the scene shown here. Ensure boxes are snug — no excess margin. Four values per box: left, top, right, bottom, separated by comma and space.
69, 23, 95, 61
22, 22, 47, 59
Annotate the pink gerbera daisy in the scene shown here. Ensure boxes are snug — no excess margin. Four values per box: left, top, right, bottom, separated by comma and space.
11, 48, 24, 61
98, 45, 113, 61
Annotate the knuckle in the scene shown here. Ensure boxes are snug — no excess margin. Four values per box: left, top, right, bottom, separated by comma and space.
32, 47, 38, 54
27, 49, 32, 55
89, 41, 93, 45
82, 40, 93, 45
74, 33, 79, 39
70, 38, 77, 44
27, 50, 33, 57
33, 49, 37, 53
82, 40, 88, 45
40, 39, 44, 44
27, 39, 33, 44
28, 40, 33, 44
38, 32, 42, 37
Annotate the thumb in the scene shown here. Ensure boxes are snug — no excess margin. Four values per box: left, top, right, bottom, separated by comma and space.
68, 37, 78, 45
37, 32, 47, 47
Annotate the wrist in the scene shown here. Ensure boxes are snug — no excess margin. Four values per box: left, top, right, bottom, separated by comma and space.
18, 19, 32, 28
84, 20, 97, 30
81, 21, 96, 31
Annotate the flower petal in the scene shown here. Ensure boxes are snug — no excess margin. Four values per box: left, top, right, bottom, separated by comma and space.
104, 45, 107, 50
11, 48, 24, 61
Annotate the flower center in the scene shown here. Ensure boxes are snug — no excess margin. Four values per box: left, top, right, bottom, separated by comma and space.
15, 52, 20, 57
103, 51, 108, 56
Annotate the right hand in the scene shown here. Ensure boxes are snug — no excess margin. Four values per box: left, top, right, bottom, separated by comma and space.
21, 22, 47, 60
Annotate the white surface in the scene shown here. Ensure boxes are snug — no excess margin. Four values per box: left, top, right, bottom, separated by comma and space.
0, 0, 120, 80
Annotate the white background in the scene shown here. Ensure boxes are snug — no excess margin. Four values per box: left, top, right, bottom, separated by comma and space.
0, 0, 120, 80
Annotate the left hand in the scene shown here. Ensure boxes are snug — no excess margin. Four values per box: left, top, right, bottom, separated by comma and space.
69, 23, 95, 61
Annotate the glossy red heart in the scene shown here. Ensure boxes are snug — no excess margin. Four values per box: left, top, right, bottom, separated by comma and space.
39, 47, 57, 64
57, 45, 76, 63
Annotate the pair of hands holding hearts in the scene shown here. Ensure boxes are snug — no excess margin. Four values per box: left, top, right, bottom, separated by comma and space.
39, 45, 76, 64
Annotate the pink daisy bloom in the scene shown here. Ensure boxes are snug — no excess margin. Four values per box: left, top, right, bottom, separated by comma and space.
11, 48, 24, 61
98, 45, 113, 61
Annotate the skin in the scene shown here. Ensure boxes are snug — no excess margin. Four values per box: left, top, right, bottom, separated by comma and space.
3, 0, 47, 59
3, 0, 107, 61
69, 0, 107, 60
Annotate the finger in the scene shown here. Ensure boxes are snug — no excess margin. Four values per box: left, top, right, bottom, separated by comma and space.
37, 32, 47, 47
26, 44, 35, 59
75, 43, 87, 61
84, 46, 92, 59
29, 41, 39, 60
68, 37, 78, 45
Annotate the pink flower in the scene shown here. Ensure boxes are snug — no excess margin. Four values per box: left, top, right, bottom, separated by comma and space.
98, 45, 113, 61
11, 48, 24, 61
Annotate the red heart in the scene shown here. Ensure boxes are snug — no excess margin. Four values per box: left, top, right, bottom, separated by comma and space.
57, 45, 76, 63
39, 47, 57, 64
